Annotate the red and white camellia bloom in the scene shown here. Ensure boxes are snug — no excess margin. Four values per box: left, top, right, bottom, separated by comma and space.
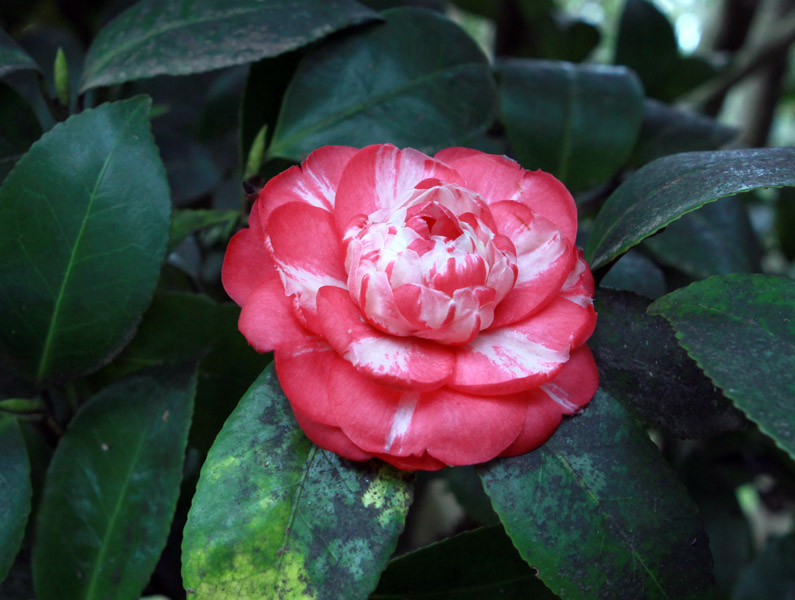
223, 144, 598, 471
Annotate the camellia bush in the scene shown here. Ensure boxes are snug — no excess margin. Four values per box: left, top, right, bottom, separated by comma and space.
1, 0, 794, 598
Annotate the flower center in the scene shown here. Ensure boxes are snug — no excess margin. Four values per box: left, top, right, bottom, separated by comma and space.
343, 183, 518, 344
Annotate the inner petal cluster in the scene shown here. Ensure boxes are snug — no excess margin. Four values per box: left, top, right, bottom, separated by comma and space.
343, 183, 518, 344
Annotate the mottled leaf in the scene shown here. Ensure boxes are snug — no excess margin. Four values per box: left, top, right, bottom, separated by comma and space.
499, 59, 643, 191
0, 29, 39, 78
182, 365, 413, 599
268, 7, 496, 160
80, 0, 379, 91
32, 364, 197, 600
649, 274, 795, 460
479, 389, 714, 600
591, 288, 746, 438
0, 82, 41, 184
0, 97, 170, 384
0, 416, 31, 584
586, 147, 795, 270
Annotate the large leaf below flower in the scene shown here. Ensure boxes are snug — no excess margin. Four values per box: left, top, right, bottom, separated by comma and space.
80, 0, 378, 91
0, 97, 170, 384
649, 274, 795, 460
478, 389, 714, 600
0, 416, 31, 584
268, 7, 497, 161
586, 147, 795, 271
31, 364, 197, 600
498, 59, 643, 192
182, 365, 413, 600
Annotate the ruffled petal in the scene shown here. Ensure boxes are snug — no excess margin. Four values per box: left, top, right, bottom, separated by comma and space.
274, 336, 337, 426
257, 145, 358, 226
372, 451, 448, 471
334, 144, 465, 234
222, 227, 278, 306
317, 286, 455, 391
291, 405, 374, 462
238, 278, 309, 353
560, 250, 596, 309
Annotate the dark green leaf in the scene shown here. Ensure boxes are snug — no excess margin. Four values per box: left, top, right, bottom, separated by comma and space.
479, 389, 714, 600
585, 147, 795, 270
775, 187, 795, 260
599, 251, 666, 299
0, 416, 31, 584
648, 274, 795, 460
629, 99, 737, 168
591, 288, 746, 438
733, 532, 795, 600
644, 196, 761, 279
0, 97, 171, 384
0, 82, 41, 184
169, 209, 239, 253
536, 14, 600, 62
182, 365, 413, 599
268, 7, 496, 160
80, 0, 379, 91
0, 29, 39, 78
32, 364, 197, 600
499, 59, 643, 191
372, 525, 557, 599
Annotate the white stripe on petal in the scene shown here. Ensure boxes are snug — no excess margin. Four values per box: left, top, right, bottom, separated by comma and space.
385, 393, 419, 452
344, 336, 410, 375
469, 329, 569, 378
540, 382, 580, 414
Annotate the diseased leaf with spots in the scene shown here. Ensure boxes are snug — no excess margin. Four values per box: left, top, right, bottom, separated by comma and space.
182, 365, 413, 600
0, 415, 31, 584
31, 363, 197, 600
479, 389, 714, 600
649, 274, 795, 460
0, 97, 170, 384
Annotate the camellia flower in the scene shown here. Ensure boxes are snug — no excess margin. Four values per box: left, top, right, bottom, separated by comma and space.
222, 144, 598, 470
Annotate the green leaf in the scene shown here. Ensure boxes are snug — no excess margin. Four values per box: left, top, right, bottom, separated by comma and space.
169, 209, 239, 253
591, 289, 746, 438
648, 274, 795, 460
80, 0, 378, 91
0, 416, 31, 584
182, 365, 413, 599
0, 97, 171, 384
643, 196, 761, 279
372, 525, 557, 599
599, 251, 666, 299
0, 82, 41, 184
499, 59, 643, 191
268, 7, 496, 161
733, 532, 795, 600
479, 389, 714, 600
585, 147, 795, 271
31, 364, 197, 600
0, 29, 39, 78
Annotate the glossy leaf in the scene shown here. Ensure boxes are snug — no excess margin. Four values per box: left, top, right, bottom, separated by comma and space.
733, 532, 795, 600
586, 147, 795, 271
479, 389, 714, 600
643, 197, 761, 279
0, 29, 39, 77
649, 274, 795, 460
0, 416, 31, 584
0, 97, 170, 383
590, 289, 746, 438
372, 525, 557, 599
0, 82, 41, 184
499, 59, 643, 191
182, 365, 413, 599
599, 251, 666, 299
268, 7, 496, 160
80, 0, 378, 91
32, 364, 197, 600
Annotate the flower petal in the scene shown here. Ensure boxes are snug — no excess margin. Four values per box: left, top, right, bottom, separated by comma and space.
317, 286, 455, 391
334, 144, 465, 234
238, 278, 309, 353
371, 452, 447, 471
274, 336, 337, 426
560, 249, 596, 309
291, 405, 374, 462
222, 226, 278, 306
257, 145, 358, 226
328, 356, 527, 466
434, 148, 577, 243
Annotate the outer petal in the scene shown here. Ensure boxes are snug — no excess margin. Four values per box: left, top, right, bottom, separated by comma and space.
560, 249, 596, 309
450, 294, 597, 394
499, 346, 599, 456
317, 286, 455, 391
372, 451, 447, 471
238, 278, 309, 353
490, 200, 577, 327
327, 356, 527, 466
435, 148, 577, 243
274, 336, 337, 426
222, 226, 278, 306
334, 144, 465, 234
291, 405, 374, 462
257, 145, 358, 226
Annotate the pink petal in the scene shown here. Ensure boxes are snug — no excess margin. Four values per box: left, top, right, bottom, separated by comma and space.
274, 336, 337, 426
238, 278, 310, 353
450, 294, 597, 394
291, 405, 373, 462
490, 200, 577, 327
328, 356, 527, 465
373, 451, 448, 471
257, 145, 358, 226
317, 286, 455, 391
560, 250, 596, 309
434, 149, 577, 243
334, 144, 465, 234
222, 226, 278, 306
498, 392, 562, 456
